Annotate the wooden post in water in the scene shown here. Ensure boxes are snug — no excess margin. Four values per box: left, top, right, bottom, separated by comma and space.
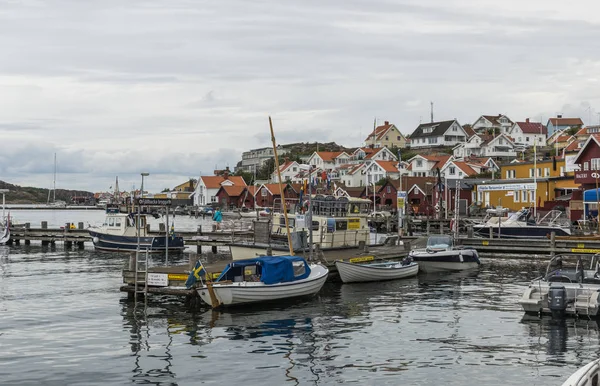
550, 231, 556, 257
489, 226, 493, 239
269, 116, 294, 256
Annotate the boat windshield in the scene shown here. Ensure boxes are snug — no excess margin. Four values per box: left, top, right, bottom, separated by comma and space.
427, 235, 452, 249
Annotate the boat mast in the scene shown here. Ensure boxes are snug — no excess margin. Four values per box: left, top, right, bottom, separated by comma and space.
53, 153, 57, 203
269, 116, 294, 256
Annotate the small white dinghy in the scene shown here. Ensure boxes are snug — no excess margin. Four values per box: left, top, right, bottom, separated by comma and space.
193, 255, 329, 308
335, 259, 419, 283
561, 358, 600, 386
0, 213, 10, 245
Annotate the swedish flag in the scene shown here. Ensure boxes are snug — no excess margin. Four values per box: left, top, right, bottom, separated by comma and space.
185, 260, 206, 289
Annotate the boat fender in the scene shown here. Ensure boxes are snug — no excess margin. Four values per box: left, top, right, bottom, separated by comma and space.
92, 237, 99, 244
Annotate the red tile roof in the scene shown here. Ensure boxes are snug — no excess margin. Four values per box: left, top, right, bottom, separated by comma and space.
316, 151, 344, 162
374, 160, 400, 173
452, 161, 478, 176
564, 140, 581, 152
463, 125, 476, 138
220, 185, 246, 197
366, 122, 393, 141
515, 121, 547, 135
201, 176, 247, 189
549, 117, 584, 126
422, 154, 452, 169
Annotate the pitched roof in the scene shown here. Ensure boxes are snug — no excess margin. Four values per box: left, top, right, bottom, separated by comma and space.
452, 161, 478, 176
549, 117, 584, 126
315, 151, 344, 162
201, 176, 247, 189
410, 120, 457, 139
365, 122, 401, 142
260, 183, 297, 196
564, 139, 581, 153
219, 185, 246, 197
515, 121, 547, 135
388, 176, 437, 194
463, 125, 476, 138
278, 161, 295, 172
422, 154, 452, 169
482, 114, 513, 125
373, 160, 400, 173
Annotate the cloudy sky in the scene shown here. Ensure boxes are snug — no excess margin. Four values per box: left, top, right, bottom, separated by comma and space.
1, 0, 600, 193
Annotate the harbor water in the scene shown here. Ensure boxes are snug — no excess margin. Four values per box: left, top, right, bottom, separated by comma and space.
1, 210, 600, 385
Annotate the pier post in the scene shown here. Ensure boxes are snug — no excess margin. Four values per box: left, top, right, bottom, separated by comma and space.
197, 244, 202, 254
426, 220, 430, 235
467, 225, 473, 239
41, 221, 47, 229
25, 223, 30, 229
550, 232, 556, 257
489, 226, 493, 239
128, 252, 136, 272
78, 222, 84, 230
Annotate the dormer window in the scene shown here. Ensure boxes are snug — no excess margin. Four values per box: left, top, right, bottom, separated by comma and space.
423, 127, 433, 134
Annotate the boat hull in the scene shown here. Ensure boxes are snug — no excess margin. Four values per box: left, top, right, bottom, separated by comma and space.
561, 359, 600, 386
519, 279, 600, 317
335, 260, 419, 283
473, 225, 571, 239
409, 249, 481, 273
197, 265, 329, 306
88, 229, 185, 253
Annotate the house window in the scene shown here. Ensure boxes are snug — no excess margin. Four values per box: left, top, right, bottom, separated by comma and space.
560, 166, 565, 176
584, 162, 590, 171
211, 196, 218, 202
452, 126, 457, 131
537, 168, 541, 177
417, 160, 423, 167
529, 190, 535, 203
261, 189, 267, 197
459, 171, 463, 177
514, 191, 520, 202
526, 137, 530, 142
397, 136, 401, 140
521, 190, 527, 202
385, 136, 389, 141
544, 168, 550, 177
529, 169, 534, 178
449, 167, 456, 175
591, 158, 600, 170
386, 186, 391, 193
292, 167, 297, 172
423, 127, 433, 134
506, 171, 510, 179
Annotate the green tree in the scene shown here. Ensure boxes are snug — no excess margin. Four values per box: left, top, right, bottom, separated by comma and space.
234, 169, 254, 185
257, 158, 275, 180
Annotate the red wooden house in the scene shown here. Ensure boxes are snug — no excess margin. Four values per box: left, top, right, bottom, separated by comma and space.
255, 183, 299, 209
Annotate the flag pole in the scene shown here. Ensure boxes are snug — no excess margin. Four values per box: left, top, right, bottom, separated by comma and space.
269, 116, 294, 256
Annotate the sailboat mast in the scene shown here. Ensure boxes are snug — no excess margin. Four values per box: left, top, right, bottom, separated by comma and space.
53, 153, 57, 203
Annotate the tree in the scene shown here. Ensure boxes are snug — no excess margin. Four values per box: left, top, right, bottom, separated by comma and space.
257, 158, 275, 180
234, 169, 254, 185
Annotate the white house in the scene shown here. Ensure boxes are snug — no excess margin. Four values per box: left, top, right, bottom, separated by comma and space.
408, 120, 468, 149
351, 147, 397, 163
472, 114, 513, 134
508, 119, 547, 146
453, 134, 516, 159
363, 160, 400, 185
270, 160, 300, 183
191, 174, 247, 206
340, 164, 366, 187
307, 151, 347, 172
407, 154, 452, 177
440, 160, 483, 180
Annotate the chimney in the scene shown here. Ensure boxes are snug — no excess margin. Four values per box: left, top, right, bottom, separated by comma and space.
526, 118, 530, 123
384, 121, 389, 126
557, 114, 562, 119
223, 169, 229, 179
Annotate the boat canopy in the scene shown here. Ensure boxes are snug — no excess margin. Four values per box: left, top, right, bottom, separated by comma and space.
584, 188, 600, 202
216, 255, 312, 285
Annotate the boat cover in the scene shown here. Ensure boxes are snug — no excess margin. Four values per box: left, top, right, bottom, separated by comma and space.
216, 255, 311, 285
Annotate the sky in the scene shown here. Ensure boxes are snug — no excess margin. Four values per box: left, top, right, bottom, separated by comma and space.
1, 0, 600, 193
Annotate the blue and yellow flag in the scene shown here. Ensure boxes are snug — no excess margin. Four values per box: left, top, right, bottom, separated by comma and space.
185, 260, 206, 289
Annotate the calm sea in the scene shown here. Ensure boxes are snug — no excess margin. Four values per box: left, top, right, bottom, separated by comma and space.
0, 210, 598, 385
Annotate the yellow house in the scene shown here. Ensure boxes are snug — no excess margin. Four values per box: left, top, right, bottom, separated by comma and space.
474, 158, 578, 211
364, 121, 407, 149
153, 180, 197, 200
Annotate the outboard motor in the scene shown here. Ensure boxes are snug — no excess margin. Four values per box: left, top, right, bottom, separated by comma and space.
548, 284, 568, 319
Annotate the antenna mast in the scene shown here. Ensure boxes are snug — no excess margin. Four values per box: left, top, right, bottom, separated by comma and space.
430, 101, 434, 123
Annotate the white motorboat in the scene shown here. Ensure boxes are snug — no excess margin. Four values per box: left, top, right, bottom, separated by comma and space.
561, 358, 600, 386
408, 235, 481, 273
519, 254, 600, 318
195, 255, 329, 307
473, 208, 571, 239
88, 210, 185, 253
335, 258, 419, 283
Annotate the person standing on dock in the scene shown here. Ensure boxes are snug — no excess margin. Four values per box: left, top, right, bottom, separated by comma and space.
213, 208, 222, 230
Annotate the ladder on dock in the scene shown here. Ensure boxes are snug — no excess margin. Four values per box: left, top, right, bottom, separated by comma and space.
134, 248, 149, 302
